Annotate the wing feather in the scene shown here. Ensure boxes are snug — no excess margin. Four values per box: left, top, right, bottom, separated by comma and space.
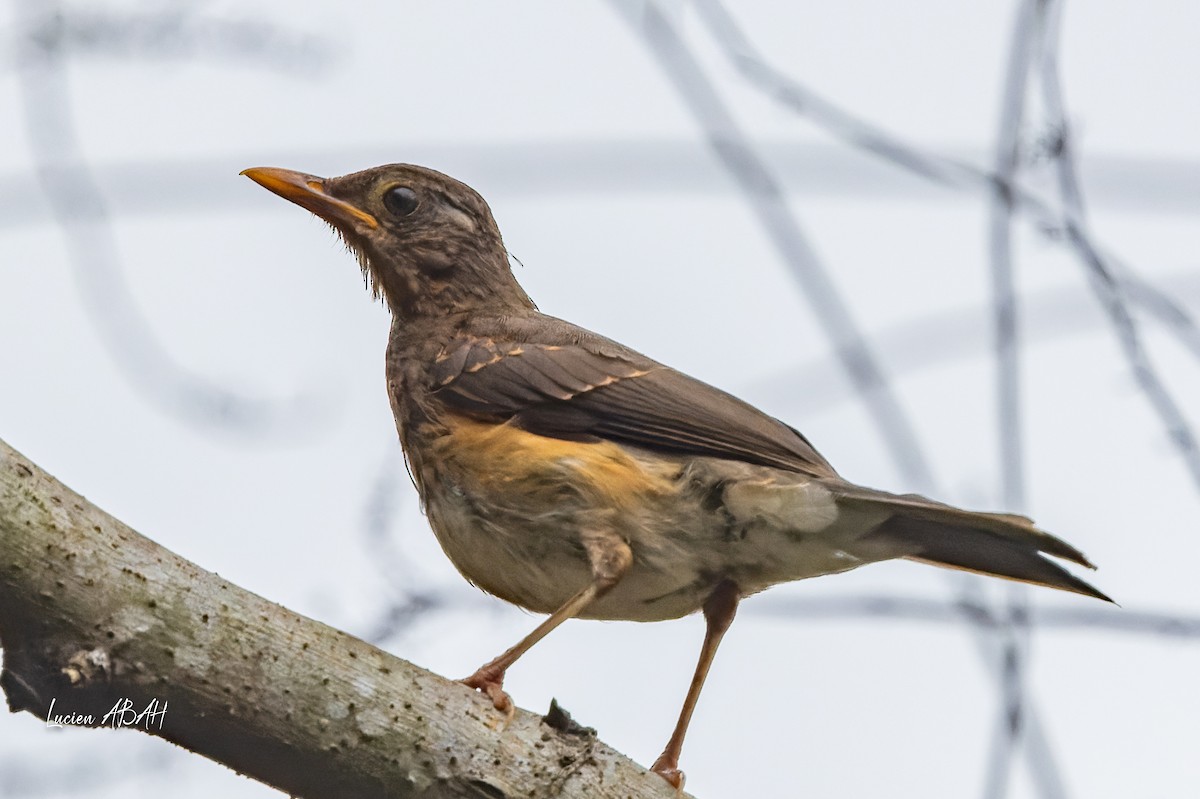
431, 336, 836, 478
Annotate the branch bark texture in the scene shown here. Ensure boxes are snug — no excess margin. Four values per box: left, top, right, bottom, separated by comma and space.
0, 437, 684, 798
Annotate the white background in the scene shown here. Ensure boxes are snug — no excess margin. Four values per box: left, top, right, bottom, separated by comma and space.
1, 1, 1197, 797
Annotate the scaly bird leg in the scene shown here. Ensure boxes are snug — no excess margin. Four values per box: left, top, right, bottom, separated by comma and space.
462, 530, 633, 724
651, 579, 740, 790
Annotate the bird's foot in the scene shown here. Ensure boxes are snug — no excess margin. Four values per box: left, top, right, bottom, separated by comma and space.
650, 753, 685, 792
461, 665, 516, 728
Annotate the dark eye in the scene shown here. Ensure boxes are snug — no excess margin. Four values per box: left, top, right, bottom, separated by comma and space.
383, 186, 419, 217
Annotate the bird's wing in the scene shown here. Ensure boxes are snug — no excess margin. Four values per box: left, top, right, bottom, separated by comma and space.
428, 333, 837, 478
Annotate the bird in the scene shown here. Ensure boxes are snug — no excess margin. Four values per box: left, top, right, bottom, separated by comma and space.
242, 163, 1110, 789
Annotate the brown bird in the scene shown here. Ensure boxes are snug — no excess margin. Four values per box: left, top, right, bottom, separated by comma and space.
242, 163, 1110, 788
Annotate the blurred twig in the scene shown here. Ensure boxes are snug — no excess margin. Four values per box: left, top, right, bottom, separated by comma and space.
615, 3, 1099, 797
2, 4, 332, 71
748, 269, 1200, 415
5, 145, 1198, 229
1037, 0, 1200, 488
751, 593, 1200, 639
612, 0, 936, 490
11, 2, 332, 439
691, 0, 1200, 475
984, 1, 1046, 796
358, 445, 448, 644
345, 580, 1200, 640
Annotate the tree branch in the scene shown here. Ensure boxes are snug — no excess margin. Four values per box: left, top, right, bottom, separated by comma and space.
0, 437, 683, 799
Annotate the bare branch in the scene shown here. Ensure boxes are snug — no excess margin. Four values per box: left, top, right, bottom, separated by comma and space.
0, 437, 683, 799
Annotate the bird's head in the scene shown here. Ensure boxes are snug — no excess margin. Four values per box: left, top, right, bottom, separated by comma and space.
242, 163, 535, 320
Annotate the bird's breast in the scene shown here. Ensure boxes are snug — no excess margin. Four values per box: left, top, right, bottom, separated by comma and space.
412, 413, 697, 618
406, 413, 894, 622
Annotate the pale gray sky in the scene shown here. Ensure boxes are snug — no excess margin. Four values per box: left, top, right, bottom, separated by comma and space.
2, 1, 1198, 797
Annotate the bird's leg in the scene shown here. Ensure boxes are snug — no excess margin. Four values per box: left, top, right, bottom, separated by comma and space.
461, 530, 632, 724
651, 579, 740, 790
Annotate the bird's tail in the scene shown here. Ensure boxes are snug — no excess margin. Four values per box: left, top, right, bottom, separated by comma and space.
838, 485, 1113, 603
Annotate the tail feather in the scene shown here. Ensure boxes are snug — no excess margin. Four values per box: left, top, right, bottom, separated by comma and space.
886, 514, 1112, 602
838, 485, 1112, 603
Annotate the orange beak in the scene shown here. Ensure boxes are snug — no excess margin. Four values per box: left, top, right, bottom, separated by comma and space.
241, 167, 378, 231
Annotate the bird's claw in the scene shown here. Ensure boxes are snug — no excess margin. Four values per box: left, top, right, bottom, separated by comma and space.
650, 754, 685, 793
461, 666, 516, 729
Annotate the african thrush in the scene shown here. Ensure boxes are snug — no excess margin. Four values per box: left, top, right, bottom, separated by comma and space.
242, 163, 1109, 788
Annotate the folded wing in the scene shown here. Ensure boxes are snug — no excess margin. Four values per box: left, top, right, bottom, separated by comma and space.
429, 336, 837, 479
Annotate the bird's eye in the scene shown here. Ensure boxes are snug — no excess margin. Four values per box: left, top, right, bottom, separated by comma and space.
383, 186, 419, 217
